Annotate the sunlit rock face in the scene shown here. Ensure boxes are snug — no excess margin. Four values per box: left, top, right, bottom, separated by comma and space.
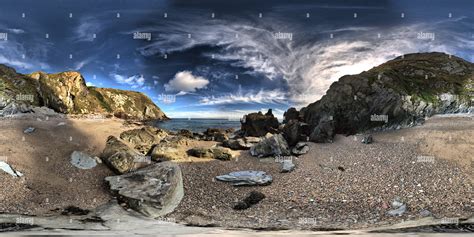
0, 65, 168, 120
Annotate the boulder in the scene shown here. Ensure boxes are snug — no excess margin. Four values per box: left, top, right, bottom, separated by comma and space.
216, 170, 272, 186
101, 136, 148, 174
241, 109, 279, 137
233, 191, 266, 210
281, 120, 310, 146
187, 147, 233, 161
250, 133, 290, 158
70, 151, 97, 169
222, 137, 261, 150
119, 127, 167, 154
105, 162, 183, 218
177, 129, 193, 138
203, 128, 228, 142
309, 120, 335, 143
292, 142, 309, 156
149, 136, 188, 161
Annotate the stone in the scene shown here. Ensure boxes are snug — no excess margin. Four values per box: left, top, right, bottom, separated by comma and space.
70, 151, 97, 169
203, 128, 228, 142
292, 142, 309, 156
0, 161, 23, 177
281, 160, 296, 173
105, 162, 183, 218
120, 127, 167, 154
241, 109, 279, 137
216, 170, 272, 186
419, 209, 432, 217
177, 129, 193, 138
386, 198, 407, 216
101, 136, 149, 174
222, 137, 261, 150
149, 136, 188, 161
187, 147, 233, 161
233, 191, 266, 210
250, 133, 290, 158
309, 120, 335, 143
361, 135, 373, 144
23, 127, 35, 134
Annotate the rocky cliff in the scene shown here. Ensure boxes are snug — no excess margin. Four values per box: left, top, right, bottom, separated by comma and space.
0, 65, 168, 120
285, 52, 473, 142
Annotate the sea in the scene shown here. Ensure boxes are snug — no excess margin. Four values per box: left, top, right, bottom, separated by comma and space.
154, 118, 241, 132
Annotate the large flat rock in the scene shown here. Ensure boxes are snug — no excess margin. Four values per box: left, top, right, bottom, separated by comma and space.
105, 162, 183, 218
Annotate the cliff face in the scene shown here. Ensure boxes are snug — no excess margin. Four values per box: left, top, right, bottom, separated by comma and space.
289, 52, 473, 142
0, 65, 168, 120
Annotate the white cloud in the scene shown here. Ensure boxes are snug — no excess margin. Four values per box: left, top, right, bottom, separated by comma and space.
200, 89, 287, 105
164, 71, 209, 92
86, 82, 95, 87
112, 74, 145, 88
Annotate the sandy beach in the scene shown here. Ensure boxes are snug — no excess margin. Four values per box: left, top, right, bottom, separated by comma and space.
0, 114, 472, 231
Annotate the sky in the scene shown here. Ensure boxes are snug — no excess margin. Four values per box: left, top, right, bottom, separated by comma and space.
0, 0, 472, 119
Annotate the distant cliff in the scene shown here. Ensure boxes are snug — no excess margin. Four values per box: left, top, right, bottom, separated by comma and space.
284, 52, 473, 142
0, 65, 168, 120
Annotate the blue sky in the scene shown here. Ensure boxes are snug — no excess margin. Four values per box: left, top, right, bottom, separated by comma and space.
0, 0, 472, 118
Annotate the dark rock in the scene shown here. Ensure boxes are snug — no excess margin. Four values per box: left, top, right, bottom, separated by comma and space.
283, 107, 300, 123
233, 191, 266, 210
337, 166, 345, 172
105, 162, 183, 218
361, 135, 373, 144
309, 120, 335, 143
241, 109, 279, 137
177, 129, 193, 138
61, 206, 90, 216
300, 53, 473, 142
203, 128, 228, 142
250, 133, 290, 158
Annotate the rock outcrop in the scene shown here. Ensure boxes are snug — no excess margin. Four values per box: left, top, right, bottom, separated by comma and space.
290, 52, 473, 143
0, 65, 168, 120
250, 133, 291, 158
101, 136, 149, 174
241, 109, 279, 137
